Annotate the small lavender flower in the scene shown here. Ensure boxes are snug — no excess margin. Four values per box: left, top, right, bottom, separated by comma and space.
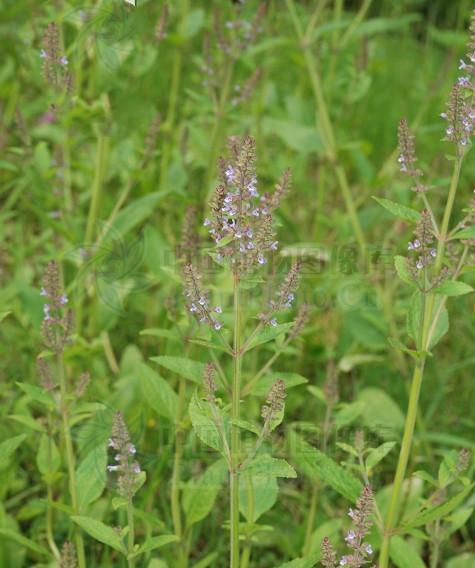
107, 412, 141, 500
183, 263, 223, 330
397, 118, 426, 192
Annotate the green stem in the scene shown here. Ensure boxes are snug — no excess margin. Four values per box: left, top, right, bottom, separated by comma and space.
303, 483, 318, 556
127, 500, 135, 568
379, 156, 462, 567
240, 476, 254, 568
46, 414, 60, 561
85, 131, 110, 245
57, 352, 86, 568
230, 275, 242, 568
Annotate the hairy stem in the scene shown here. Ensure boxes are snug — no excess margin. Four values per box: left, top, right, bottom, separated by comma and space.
127, 500, 135, 568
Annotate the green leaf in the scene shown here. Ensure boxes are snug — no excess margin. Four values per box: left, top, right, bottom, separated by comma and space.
289, 432, 362, 502
245, 323, 294, 351
394, 255, 414, 286
183, 459, 227, 526
252, 372, 308, 397
334, 401, 365, 427
9, 414, 45, 432
451, 226, 475, 240
433, 280, 474, 296
71, 516, 127, 554
129, 535, 179, 558
447, 554, 475, 568
239, 472, 278, 522
243, 455, 297, 478
389, 535, 426, 568
0, 434, 27, 470
230, 419, 261, 435
365, 441, 396, 471
183, 9, 205, 38
401, 483, 474, 531
373, 197, 420, 222
139, 363, 178, 419
274, 559, 315, 568
358, 388, 405, 437
36, 434, 61, 475
109, 192, 168, 238
151, 356, 204, 384
76, 444, 107, 512
262, 118, 323, 153
16, 382, 55, 407
0, 529, 49, 556
189, 392, 226, 453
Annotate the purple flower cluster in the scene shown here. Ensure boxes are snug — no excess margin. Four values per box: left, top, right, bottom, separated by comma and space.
205, 136, 290, 273
259, 262, 301, 326
441, 15, 475, 147
183, 263, 223, 330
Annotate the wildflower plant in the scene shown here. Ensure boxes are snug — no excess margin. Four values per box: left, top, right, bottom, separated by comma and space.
184, 135, 304, 567
377, 11, 475, 566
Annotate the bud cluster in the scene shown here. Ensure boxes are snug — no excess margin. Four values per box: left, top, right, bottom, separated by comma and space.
397, 119, 426, 192
40, 261, 74, 353
261, 379, 286, 421
406, 209, 437, 276
40, 23, 72, 92
59, 541, 77, 568
178, 206, 199, 263
183, 263, 223, 330
107, 412, 141, 500
203, 362, 218, 403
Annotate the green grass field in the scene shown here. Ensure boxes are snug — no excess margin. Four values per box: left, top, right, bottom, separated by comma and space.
1, 1, 474, 567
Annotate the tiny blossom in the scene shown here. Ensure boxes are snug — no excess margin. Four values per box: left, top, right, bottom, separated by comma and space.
60, 294, 68, 305
214, 306, 222, 313
40, 49, 48, 58
60, 55, 68, 66
107, 412, 141, 500
270, 317, 277, 327
183, 264, 223, 330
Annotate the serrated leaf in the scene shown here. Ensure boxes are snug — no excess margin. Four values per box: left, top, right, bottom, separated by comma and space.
230, 419, 261, 435
433, 280, 474, 296
71, 516, 127, 554
252, 372, 308, 397
189, 392, 226, 453
16, 382, 55, 407
151, 356, 204, 384
139, 363, 178, 419
289, 432, 362, 502
183, 459, 227, 526
373, 197, 420, 222
243, 455, 297, 478
358, 388, 405, 437
365, 441, 396, 471
239, 472, 278, 522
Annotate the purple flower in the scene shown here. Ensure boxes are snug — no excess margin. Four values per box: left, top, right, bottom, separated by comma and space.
214, 306, 222, 314
59, 55, 68, 66
270, 318, 277, 327
40, 287, 48, 297
458, 76, 470, 87
339, 558, 348, 567
214, 321, 222, 330
60, 294, 68, 305
345, 530, 356, 543
225, 166, 235, 183
107, 465, 119, 472
204, 218, 212, 226
257, 253, 266, 265
40, 49, 48, 59
363, 543, 373, 555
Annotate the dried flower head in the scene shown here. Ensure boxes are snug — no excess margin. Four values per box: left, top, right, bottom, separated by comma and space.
183, 263, 223, 330
75, 371, 90, 398
143, 112, 161, 162
203, 362, 217, 403
406, 209, 442, 286
155, 3, 168, 43
40, 261, 74, 353
41, 23, 72, 92
456, 448, 471, 474
59, 541, 76, 568
321, 537, 338, 568
397, 118, 426, 192
323, 360, 339, 408
37, 357, 56, 391
107, 412, 141, 500
289, 303, 311, 340
261, 379, 286, 422
204, 136, 290, 274
179, 205, 199, 262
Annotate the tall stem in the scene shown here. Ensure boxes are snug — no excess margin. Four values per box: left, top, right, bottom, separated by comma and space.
127, 500, 135, 568
230, 275, 242, 567
57, 352, 86, 568
379, 157, 462, 567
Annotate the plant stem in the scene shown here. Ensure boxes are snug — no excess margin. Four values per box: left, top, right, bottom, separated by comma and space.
230, 274, 242, 568
57, 352, 86, 568
127, 500, 135, 568
379, 156, 462, 567
46, 414, 60, 561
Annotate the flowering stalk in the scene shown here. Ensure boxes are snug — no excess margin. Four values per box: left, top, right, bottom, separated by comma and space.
40, 262, 86, 568
379, 19, 475, 564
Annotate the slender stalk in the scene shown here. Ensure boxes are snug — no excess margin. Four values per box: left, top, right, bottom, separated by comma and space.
127, 500, 135, 568
159, 0, 189, 192
57, 352, 86, 568
46, 413, 60, 561
379, 157, 462, 567
230, 275, 242, 568
240, 476, 254, 568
